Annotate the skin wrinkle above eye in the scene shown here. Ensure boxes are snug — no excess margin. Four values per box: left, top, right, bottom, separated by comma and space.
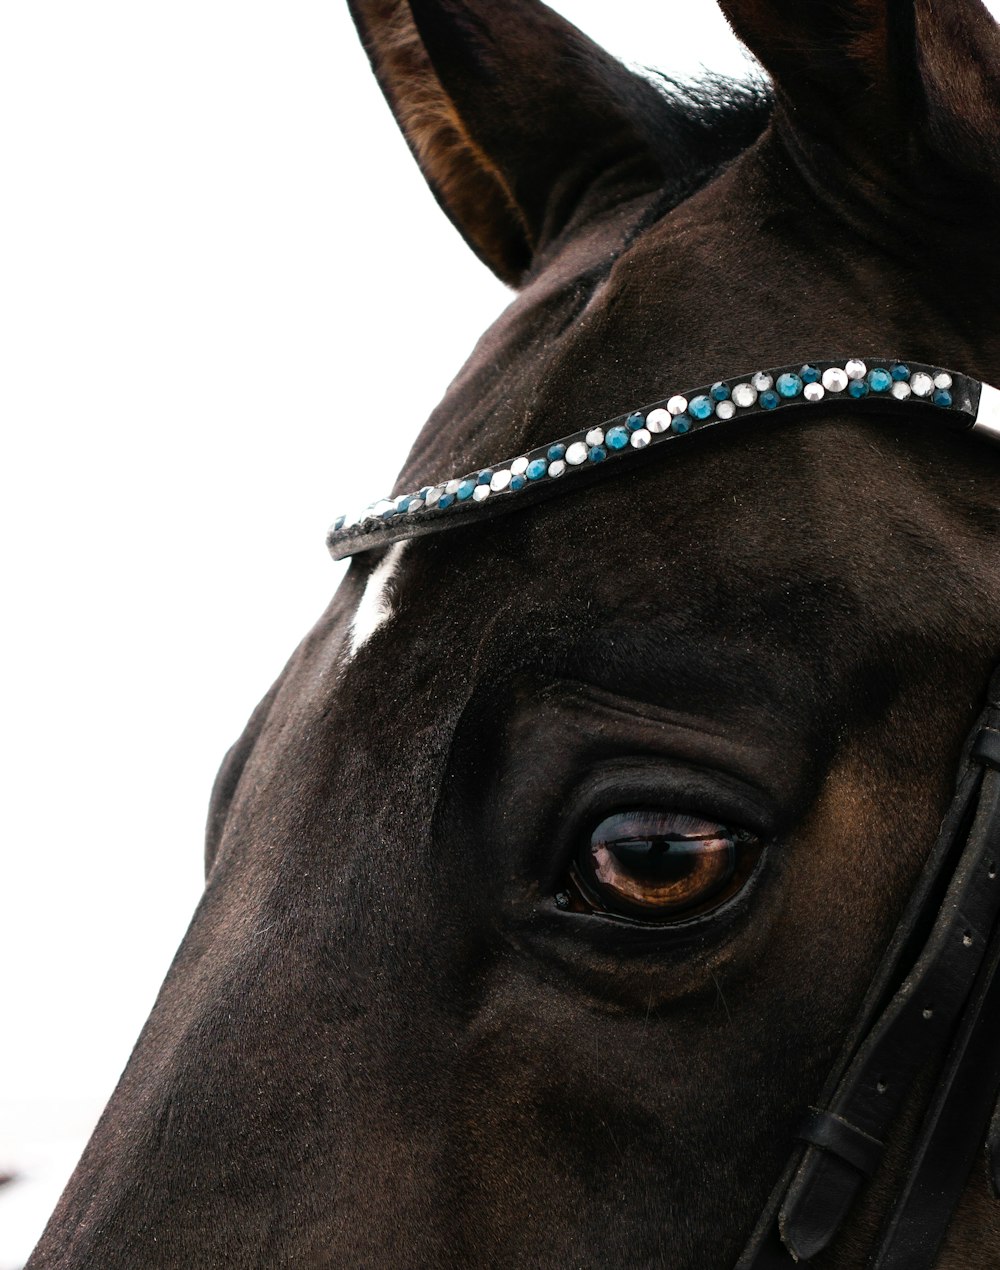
437, 670, 812, 940
501, 675, 816, 825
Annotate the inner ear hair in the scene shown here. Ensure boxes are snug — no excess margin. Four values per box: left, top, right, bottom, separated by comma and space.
348, 0, 676, 287
352, 1, 533, 285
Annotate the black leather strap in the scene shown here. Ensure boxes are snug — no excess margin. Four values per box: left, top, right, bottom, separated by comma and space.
871, 907, 1000, 1269
797, 1111, 884, 1177
777, 768, 1000, 1261
974, 728, 1000, 770
737, 681, 1000, 1268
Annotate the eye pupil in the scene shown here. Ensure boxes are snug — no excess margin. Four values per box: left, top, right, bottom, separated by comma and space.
599, 833, 734, 884
571, 809, 760, 923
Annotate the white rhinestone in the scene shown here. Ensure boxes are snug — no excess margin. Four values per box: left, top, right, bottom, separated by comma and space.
934, 372, 953, 390
548, 459, 566, 478
751, 372, 773, 392
911, 371, 934, 397
803, 382, 825, 402
445, 478, 462, 495
407, 497, 425, 513
667, 395, 688, 416
845, 359, 867, 380
510, 456, 528, 476
490, 469, 512, 492
566, 441, 589, 465
373, 499, 395, 517
715, 400, 736, 420
732, 382, 757, 408
630, 428, 652, 448
891, 380, 912, 401
822, 367, 849, 392
425, 486, 443, 506
646, 408, 671, 433
586, 428, 605, 446
472, 484, 490, 502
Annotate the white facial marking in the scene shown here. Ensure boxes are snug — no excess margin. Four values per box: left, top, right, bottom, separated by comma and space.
349, 542, 406, 657
973, 382, 1000, 445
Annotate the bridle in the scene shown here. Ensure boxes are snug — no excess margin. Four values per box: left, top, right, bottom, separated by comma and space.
326, 357, 1000, 560
328, 355, 1000, 1267
739, 674, 1000, 1267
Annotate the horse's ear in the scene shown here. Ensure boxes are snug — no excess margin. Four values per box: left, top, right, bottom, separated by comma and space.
719, 0, 1000, 183
347, 0, 672, 287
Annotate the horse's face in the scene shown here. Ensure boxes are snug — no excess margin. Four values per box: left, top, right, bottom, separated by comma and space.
31, 2, 1000, 1268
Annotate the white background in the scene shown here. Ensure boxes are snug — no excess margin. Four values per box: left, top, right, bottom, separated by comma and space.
2, 2, 993, 1265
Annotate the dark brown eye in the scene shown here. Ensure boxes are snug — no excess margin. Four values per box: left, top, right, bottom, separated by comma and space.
567, 809, 761, 923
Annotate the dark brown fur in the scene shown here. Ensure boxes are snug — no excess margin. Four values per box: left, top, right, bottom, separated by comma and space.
27, 2, 1000, 1266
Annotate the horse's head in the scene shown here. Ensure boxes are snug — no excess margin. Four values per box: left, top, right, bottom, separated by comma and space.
30, 2, 1000, 1267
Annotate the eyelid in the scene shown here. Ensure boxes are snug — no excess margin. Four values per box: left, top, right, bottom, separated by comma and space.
595, 808, 730, 839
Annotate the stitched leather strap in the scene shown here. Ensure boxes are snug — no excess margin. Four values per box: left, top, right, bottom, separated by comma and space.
778, 768, 1000, 1261
872, 915, 1000, 1269
736, 684, 1000, 1268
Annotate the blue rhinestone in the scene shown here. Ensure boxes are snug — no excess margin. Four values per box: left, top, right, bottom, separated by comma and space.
672, 414, 692, 433
776, 372, 803, 398
626, 411, 644, 431
848, 379, 869, 398
588, 445, 607, 462
396, 495, 412, 513
760, 390, 780, 411
418, 486, 430, 499
526, 458, 548, 481
510, 474, 527, 491
933, 389, 953, 408
689, 395, 713, 420
710, 381, 730, 402
438, 493, 455, 509
333, 515, 346, 531
477, 469, 492, 486
800, 364, 821, 384
891, 363, 911, 381
457, 479, 476, 500
606, 425, 630, 450
547, 443, 566, 461
868, 368, 892, 393
381, 505, 398, 520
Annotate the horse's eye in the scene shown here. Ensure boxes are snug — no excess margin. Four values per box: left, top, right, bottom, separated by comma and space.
566, 809, 761, 923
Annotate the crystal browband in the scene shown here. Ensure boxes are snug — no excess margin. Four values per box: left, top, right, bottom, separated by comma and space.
327, 357, 1000, 561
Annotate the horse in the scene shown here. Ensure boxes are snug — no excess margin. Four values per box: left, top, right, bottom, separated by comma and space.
27, 1, 1000, 1266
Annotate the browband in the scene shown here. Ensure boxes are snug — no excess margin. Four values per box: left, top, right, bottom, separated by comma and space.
326, 357, 1000, 562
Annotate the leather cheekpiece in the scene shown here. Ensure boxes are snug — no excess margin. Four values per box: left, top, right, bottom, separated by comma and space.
973, 727, 1000, 770
796, 1111, 884, 1178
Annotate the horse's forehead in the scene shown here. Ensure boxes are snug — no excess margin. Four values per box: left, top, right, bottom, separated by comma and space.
336, 434, 862, 710
411, 151, 889, 480
334, 401, 989, 744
